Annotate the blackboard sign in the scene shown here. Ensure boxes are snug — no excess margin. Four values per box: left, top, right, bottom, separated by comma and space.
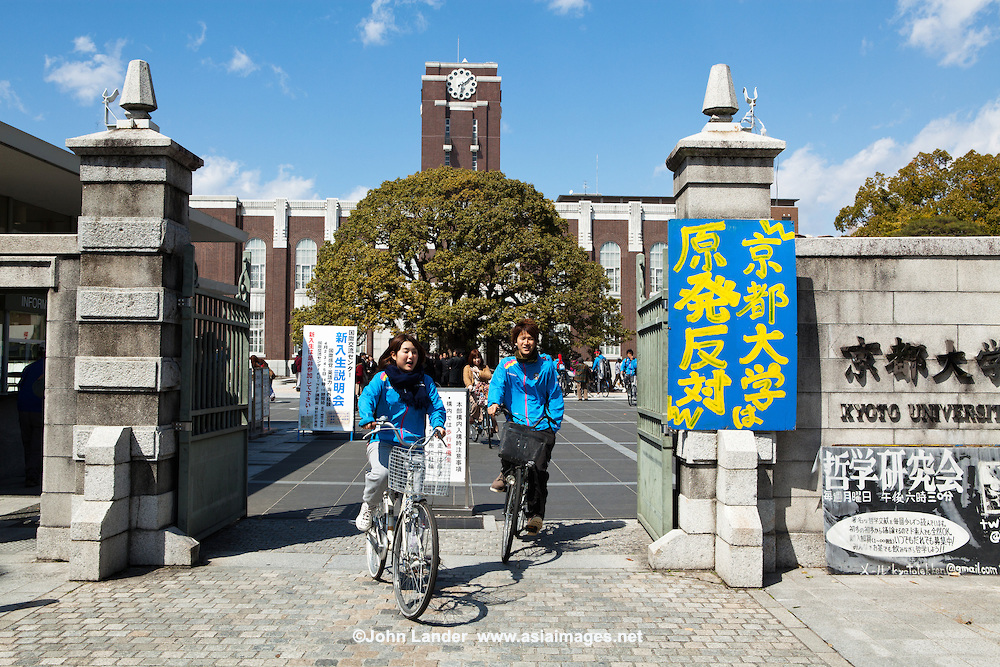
822, 445, 1000, 575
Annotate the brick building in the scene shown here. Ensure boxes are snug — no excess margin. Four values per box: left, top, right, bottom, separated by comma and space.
191, 60, 798, 370
421, 61, 501, 172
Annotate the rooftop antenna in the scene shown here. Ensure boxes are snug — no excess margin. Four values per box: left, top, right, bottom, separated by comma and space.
596, 154, 599, 196
102, 88, 120, 130
457, 37, 459, 63
739, 86, 767, 136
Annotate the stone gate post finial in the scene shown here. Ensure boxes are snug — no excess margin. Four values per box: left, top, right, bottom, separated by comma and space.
702, 63, 739, 122
118, 60, 159, 131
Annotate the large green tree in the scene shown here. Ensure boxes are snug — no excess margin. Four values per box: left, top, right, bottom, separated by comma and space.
834, 149, 1000, 236
291, 167, 630, 356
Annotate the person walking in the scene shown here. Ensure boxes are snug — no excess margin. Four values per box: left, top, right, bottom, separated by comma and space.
575, 356, 591, 401
487, 319, 564, 535
17, 350, 44, 488
293, 349, 302, 392
354, 333, 447, 532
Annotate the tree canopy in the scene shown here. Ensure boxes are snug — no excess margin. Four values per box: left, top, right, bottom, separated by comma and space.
290, 167, 630, 356
834, 149, 1000, 236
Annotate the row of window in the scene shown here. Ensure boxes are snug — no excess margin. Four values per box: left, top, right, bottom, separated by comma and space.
245, 238, 318, 355
243, 238, 663, 356
598, 241, 666, 295
245, 238, 317, 291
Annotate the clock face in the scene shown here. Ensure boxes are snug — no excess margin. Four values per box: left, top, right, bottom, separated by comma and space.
447, 68, 477, 100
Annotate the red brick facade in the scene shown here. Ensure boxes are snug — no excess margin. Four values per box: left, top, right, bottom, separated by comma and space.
421, 62, 501, 172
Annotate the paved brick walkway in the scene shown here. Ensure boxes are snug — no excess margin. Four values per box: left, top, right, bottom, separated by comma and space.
0, 513, 847, 666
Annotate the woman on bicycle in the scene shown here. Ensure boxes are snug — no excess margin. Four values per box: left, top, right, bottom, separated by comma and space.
487, 319, 564, 534
463, 349, 494, 439
355, 333, 447, 532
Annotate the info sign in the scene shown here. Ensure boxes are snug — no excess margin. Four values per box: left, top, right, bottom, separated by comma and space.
666, 219, 797, 431
822, 445, 1000, 575
435, 388, 469, 485
299, 326, 357, 433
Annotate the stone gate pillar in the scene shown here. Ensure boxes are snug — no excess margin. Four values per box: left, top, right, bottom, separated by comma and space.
59, 60, 201, 580
649, 64, 784, 587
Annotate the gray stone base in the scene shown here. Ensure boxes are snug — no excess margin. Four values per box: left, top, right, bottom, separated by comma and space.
716, 538, 763, 588
70, 531, 129, 581
36, 526, 71, 562
130, 527, 199, 566
648, 529, 714, 569
776, 531, 827, 568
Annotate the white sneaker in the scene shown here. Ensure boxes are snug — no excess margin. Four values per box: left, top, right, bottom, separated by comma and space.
355, 502, 372, 531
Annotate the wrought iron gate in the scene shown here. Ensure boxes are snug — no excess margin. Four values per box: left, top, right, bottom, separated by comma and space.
635, 254, 676, 539
178, 246, 251, 540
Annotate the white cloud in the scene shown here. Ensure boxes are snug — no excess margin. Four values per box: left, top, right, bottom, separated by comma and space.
0, 80, 28, 114
193, 155, 318, 200
271, 65, 293, 97
188, 21, 207, 51
548, 0, 590, 15
342, 185, 371, 201
776, 97, 1000, 236
73, 36, 96, 54
44, 37, 126, 105
897, 0, 1000, 66
358, 0, 441, 46
226, 48, 258, 77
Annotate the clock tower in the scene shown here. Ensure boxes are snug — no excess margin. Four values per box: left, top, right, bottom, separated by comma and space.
421, 61, 501, 172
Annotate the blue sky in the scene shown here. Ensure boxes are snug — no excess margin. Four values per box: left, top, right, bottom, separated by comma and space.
3, 0, 1000, 236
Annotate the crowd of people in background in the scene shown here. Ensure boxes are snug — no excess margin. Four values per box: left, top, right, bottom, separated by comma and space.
286, 343, 636, 405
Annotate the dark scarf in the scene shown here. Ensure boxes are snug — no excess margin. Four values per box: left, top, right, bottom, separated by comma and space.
385, 365, 430, 409
515, 348, 539, 364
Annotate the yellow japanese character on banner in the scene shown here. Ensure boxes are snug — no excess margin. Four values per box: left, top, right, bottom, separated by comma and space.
740, 323, 788, 365
680, 324, 728, 371
667, 396, 703, 429
673, 221, 727, 273
735, 282, 789, 325
742, 220, 795, 279
732, 404, 764, 429
674, 272, 741, 324
676, 369, 732, 415
740, 362, 786, 411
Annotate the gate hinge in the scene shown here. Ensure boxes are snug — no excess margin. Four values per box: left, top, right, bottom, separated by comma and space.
173, 421, 193, 432
178, 297, 194, 309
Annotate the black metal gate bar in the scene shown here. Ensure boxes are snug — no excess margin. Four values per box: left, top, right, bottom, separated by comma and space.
178, 246, 251, 540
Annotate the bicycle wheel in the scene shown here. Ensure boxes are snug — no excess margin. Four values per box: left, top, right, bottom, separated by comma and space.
628, 382, 637, 406
392, 499, 438, 620
500, 466, 523, 563
365, 497, 389, 579
601, 378, 610, 397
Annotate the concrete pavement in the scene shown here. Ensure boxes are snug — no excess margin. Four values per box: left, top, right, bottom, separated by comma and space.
2, 380, 1000, 665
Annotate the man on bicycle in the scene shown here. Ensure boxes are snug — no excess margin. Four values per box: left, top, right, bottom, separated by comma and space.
487, 319, 565, 534
622, 349, 637, 387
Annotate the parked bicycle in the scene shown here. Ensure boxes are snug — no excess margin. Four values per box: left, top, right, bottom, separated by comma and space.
475, 406, 497, 447
558, 368, 574, 396
589, 374, 611, 397
363, 420, 450, 620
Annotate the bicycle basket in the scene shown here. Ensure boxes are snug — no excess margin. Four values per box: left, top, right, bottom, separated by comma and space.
388, 440, 451, 496
499, 422, 554, 468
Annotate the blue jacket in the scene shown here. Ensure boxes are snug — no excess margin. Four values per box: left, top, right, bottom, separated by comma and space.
487, 354, 564, 432
622, 357, 637, 376
358, 371, 447, 444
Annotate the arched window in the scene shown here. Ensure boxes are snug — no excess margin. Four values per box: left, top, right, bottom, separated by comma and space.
599, 242, 621, 295
246, 238, 266, 290
649, 242, 666, 294
295, 239, 317, 290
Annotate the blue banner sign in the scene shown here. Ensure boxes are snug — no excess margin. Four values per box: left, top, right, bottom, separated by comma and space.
666, 218, 797, 431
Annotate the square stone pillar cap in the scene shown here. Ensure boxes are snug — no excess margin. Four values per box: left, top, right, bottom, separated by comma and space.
666, 126, 785, 173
